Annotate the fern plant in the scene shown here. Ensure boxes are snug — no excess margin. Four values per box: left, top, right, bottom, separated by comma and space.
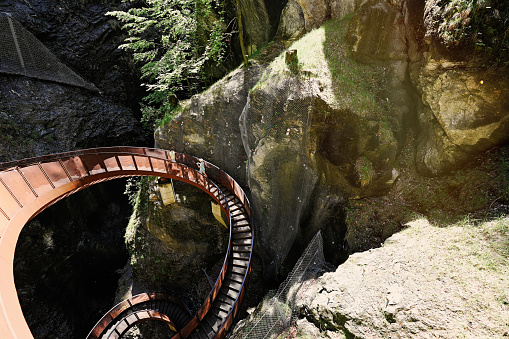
108, 0, 227, 127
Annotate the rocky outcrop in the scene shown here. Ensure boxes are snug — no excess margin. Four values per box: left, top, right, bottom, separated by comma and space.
156, 65, 266, 187
155, 0, 509, 282
415, 54, 509, 175
276, 0, 307, 42
156, 9, 409, 276
295, 218, 509, 338
413, 0, 509, 175
121, 179, 228, 311
276, 0, 357, 42
237, 0, 271, 55
276, 0, 508, 179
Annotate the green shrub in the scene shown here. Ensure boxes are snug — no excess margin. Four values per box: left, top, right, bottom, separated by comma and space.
430, 0, 509, 64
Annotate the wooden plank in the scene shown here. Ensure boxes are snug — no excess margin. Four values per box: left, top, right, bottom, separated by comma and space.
79, 154, 105, 175
0, 183, 21, 218
117, 155, 136, 170
40, 161, 72, 188
101, 154, 121, 172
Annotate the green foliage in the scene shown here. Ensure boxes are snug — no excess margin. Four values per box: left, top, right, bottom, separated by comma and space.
108, 0, 228, 127
124, 176, 142, 207
432, 0, 509, 64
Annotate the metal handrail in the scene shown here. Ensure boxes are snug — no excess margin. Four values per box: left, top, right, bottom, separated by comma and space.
86, 292, 191, 339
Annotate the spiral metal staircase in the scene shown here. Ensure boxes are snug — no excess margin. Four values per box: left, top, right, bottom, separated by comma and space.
0, 147, 253, 339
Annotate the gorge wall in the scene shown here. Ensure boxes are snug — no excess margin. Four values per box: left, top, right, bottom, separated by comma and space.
1, 0, 508, 337
156, 0, 509, 281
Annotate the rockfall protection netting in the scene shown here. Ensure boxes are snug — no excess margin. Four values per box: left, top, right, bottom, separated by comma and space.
229, 230, 333, 339
0, 12, 98, 92
239, 72, 319, 275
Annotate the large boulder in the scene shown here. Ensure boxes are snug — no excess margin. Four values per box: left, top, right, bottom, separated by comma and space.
240, 15, 402, 274
295, 218, 509, 338
411, 0, 509, 176
155, 65, 266, 186
415, 54, 509, 175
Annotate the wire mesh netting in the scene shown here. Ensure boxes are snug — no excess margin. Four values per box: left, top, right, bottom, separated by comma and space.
239, 71, 320, 276
229, 230, 332, 339
0, 12, 98, 92
240, 75, 314, 161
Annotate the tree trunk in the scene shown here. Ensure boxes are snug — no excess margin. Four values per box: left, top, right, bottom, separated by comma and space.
235, 0, 248, 67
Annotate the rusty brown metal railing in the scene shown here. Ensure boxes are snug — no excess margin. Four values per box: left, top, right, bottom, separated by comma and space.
0, 147, 254, 339
87, 292, 192, 338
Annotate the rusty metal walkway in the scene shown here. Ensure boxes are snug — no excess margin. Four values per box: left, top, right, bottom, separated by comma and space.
89, 292, 193, 338
0, 147, 253, 339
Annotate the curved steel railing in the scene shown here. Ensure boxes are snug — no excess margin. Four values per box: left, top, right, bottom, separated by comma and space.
87, 292, 192, 338
0, 147, 253, 339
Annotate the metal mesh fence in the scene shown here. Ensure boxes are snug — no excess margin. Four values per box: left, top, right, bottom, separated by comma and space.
229, 230, 330, 339
239, 71, 320, 277
0, 12, 98, 92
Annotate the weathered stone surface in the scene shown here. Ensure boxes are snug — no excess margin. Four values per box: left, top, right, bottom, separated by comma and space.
346, 0, 407, 63
156, 65, 266, 186
0, 0, 143, 105
346, 0, 417, 144
295, 218, 509, 338
240, 78, 320, 277
276, 0, 306, 41
238, 0, 271, 55
415, 55, 509, 175
296, 0, 329, 32
157, 13, 405, 277
0, 76, 147, 162
276, 0, 358, 43
329, 0, 356, 19
411, 0, 509, 176
123, 179, 228, 310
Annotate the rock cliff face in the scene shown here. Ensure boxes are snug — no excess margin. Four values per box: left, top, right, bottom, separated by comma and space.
0, 0, 143, 104
0, 77, 146, 162
156, 0, 413, 276
413, 1, 509, 175
0, 0, 148, 160
156, 0, 509, 283
416, 50, 509, 176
